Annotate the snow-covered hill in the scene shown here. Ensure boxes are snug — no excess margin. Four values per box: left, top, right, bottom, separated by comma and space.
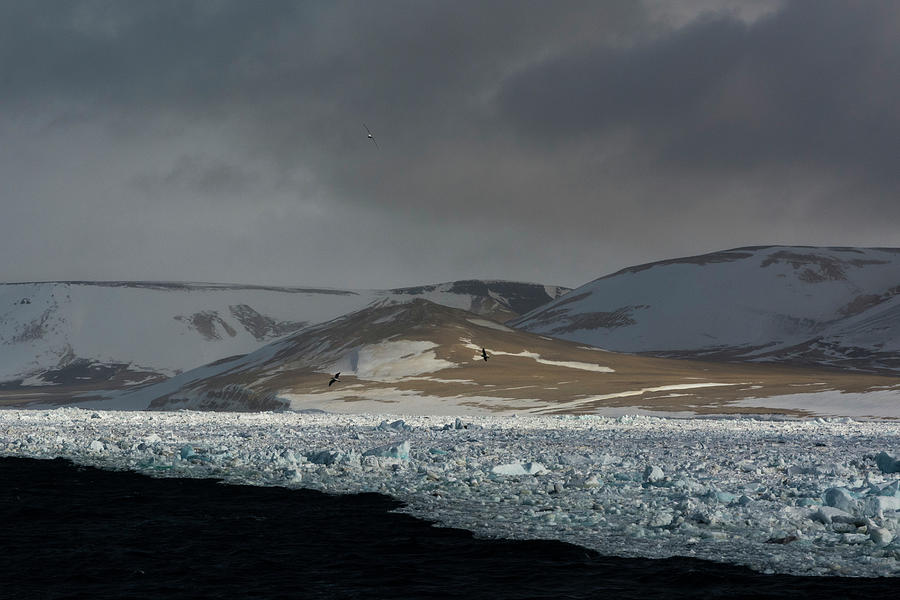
511, 246, 900, 373
0, 280, 567, 390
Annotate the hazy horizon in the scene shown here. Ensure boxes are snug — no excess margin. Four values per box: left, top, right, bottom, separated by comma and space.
4, 242, 900, 290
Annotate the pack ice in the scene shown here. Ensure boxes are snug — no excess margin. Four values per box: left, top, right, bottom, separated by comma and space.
3, 408, 900, 577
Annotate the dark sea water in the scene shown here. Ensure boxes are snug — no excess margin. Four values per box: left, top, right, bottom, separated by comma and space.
1, 457, 895, 600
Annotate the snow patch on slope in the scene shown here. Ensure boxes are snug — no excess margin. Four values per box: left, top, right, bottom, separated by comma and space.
324, 341, 456, 382
466, 318, 513, 332
534, 383, 737, 413
463, 342, 614, 372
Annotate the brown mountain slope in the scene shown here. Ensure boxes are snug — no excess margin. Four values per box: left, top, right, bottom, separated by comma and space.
129, 300, 899, 416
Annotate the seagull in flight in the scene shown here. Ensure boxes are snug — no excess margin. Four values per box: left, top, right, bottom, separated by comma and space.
364, 124, 378, 149
481, 348, 489, 362
328, 372, 341, 386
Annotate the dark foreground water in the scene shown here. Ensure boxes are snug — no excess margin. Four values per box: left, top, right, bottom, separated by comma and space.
1, 457, 895, 600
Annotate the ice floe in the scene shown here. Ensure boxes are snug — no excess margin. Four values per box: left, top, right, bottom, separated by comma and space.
3, 408, 900, 577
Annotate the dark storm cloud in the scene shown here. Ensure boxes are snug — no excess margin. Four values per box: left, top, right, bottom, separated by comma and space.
0, 1, 897, 288
0, 1, 633, 119
498, 0, 900, 180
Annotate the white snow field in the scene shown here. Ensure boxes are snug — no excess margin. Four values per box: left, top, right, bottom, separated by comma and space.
4, 408, 900, 577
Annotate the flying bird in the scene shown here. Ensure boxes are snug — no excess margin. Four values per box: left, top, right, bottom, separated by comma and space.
364, 124, 378, 149
481, 348, 489, 362
328, 372, 341, 386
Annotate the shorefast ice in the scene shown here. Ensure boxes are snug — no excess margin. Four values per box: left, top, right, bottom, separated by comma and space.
3, 409, 900, 577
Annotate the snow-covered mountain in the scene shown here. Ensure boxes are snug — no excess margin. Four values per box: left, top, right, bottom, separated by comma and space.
90, 299, 897, 413
0, 280, 568, 391
511, 246, 900, 373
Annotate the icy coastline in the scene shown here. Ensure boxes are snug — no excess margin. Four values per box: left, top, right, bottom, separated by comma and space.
3, 408, 900, 577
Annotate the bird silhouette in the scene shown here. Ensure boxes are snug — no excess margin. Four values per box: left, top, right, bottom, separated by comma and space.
328, 372, 341, 386
364, 124, 378, 149
481, 348, 489, 362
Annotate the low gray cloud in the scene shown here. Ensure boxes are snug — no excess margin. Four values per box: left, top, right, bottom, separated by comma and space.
131, 156, 261, 197
0, 1, 897, 289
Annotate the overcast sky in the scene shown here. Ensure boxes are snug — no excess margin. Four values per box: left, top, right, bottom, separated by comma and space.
1, 0, 898, 289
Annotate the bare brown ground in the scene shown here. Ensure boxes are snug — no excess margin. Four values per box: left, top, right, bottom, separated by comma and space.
266, 351, 897, 416
197, 302, 899, 416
